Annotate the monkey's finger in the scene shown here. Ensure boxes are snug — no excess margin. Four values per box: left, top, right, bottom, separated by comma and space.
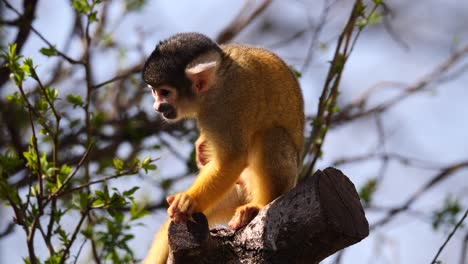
179, 196, 193, 214
168, 197, 181, 217
166, 195, 175, 205
173, 213, 182, 224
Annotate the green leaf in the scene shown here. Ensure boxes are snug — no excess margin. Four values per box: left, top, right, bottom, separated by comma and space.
23, 144, 39, 172
81, 225, 93, 239
141, 157, 157, 173
89, 11, 98, 22
332, 106, 340, 113
22, 58, 35, 76
40, 46, 57, 57
368, 11, 382, 25
160, 178, 173, 191
72, 0, 91, 14
66, 94, 84, 108
129, 199, 148, 220
0, 151, 23, 175
73, 192, 90, 209
102, 33, 114, 47
331, 53, 345, 75
125, 0, 146, 11
35, 99, 48, 112
6, 92, 24, 106
356, 18, 368, 30
92, 198, 106, 207
113, 158, 124, 172
359, 178, 377, 205
432, 196, 462, 230
45, 87, 59, 101
91, 112, 105, 128
45, 253, 62, 264
122, 186, 139, 197
289, 65, 302, 78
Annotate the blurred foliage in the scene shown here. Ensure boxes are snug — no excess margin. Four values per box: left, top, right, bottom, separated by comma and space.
432, 196, 463, 231
359, 178, 377, 206
0, 0, 160, 262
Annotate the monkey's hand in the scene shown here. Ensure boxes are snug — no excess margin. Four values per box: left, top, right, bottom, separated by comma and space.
167, 193, 199, 224
228, 203, 260, 230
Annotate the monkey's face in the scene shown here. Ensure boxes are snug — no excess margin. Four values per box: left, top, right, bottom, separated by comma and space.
148, 83, 198, 122
149, 84, 180, 121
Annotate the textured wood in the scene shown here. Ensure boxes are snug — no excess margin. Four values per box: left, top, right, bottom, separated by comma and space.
167, 167, 369, 263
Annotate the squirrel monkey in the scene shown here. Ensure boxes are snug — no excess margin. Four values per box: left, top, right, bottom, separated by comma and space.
142, 33, 304, 264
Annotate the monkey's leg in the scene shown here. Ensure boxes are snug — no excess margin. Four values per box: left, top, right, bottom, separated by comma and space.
205, 181, 248, 225
229, 127, 298, 230
144, 220, 170, 264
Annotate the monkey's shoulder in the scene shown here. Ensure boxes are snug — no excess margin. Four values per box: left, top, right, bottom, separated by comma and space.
220, 44, 287, 67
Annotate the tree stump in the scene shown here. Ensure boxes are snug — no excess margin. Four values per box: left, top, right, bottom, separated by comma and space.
167, 167, 369, 263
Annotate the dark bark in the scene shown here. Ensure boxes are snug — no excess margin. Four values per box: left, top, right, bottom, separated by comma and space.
167, 167, 369, 263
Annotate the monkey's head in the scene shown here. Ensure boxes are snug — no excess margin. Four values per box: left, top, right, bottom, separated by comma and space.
142, 33, 222, 122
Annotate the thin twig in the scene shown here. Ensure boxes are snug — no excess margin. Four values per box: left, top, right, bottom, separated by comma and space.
46, 143, 94, 203
216, 0, 273, 44
91, 64, 142, 89
371, 161, 468, 229
334, 44, 468, 124
0, 222, 15, 238
57, 170, 139, 198
59, 207, 90, 264
73, 239, 87, 264
300, 0, 365, 178
1, 0, 83, 65
301, 0, 335, 72
431, 209, 468, 264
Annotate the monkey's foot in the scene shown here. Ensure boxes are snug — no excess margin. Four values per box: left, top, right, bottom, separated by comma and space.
167, 193, 198, 224
228, 204, 260, 230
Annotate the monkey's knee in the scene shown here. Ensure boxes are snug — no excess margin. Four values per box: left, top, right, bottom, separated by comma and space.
144, 221, 170, 264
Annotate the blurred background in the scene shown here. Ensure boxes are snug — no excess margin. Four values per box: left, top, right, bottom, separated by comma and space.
0, 0, 467, 263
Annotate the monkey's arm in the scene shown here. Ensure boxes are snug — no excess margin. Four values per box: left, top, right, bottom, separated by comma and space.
167, 155, 246, 220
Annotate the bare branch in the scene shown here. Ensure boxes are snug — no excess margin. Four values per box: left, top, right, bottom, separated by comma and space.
91, 64, 143, 90
370, 161, 468, 229
1, 0, 82, 65
216, 0, 272, 44
0, 222, 15, 238
335, 44, 468, 124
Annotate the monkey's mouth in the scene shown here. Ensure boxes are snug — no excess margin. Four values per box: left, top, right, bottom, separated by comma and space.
158, 103, 177, 119
162, 108, 177, 119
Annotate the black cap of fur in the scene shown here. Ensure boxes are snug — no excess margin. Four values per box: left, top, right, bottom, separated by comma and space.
142, 33, 222, 96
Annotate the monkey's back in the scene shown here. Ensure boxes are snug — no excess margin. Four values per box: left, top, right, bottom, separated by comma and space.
217, 44, 305, 154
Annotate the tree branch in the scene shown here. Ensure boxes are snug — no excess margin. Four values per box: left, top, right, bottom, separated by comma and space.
370, 161, 468, 229
432, 209, 468, 264
216, 0, 272, 44
167, 168, 369, 263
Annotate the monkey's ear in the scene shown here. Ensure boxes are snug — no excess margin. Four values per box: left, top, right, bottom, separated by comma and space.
185, 61, 217, 94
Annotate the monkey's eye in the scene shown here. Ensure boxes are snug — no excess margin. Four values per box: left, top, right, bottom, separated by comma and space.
159, 89, 170, 97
